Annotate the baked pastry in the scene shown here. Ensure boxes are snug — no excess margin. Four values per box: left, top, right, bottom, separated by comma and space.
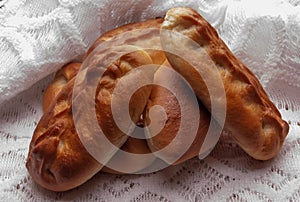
42, 63, 81, 111
161, 7, 289, 160
144, 60, 220, 165
26, 7, 289, 192
42, 62, 156, 175
26, 17, 214, 191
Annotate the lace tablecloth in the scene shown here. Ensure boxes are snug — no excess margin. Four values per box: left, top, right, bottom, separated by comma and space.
0, 0, 299, 201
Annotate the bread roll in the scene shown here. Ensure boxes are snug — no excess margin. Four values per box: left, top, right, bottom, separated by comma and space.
26, 19, 167, 191
161, 7, 289, 160
42, 61, 156, 175
145, 61, 220, 165
26, 8, 289, 192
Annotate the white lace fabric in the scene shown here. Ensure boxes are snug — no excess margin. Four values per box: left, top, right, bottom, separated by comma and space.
0, 0, 299, 201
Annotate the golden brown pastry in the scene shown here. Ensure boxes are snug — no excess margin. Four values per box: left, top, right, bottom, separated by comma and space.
43, 63, 81, 111
26, 7, 289, 192
42, 61, 156, 175
26, 48, 157, 191
161, 7, 289, 160
26, 18, 183, 191
38, 19, 166, 177
145, 60, 220, 165
85, 18, 163, 58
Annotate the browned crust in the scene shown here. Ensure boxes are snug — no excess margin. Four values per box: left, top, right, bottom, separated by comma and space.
84, 18, 164, 59
27, 7, 290, 192
145, 61, 219, 165
27, 79, 102, 191
43, 63, 82, 112
26, 18, 168, 191
161, 7, 289, 160
27, 50, 157, 191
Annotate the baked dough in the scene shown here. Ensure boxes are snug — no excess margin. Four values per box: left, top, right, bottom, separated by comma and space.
161, 7, 289, 160
26, 7, 289, 192
42, 62, 158, 175
145, 60, 220, 165
26, 18, 164, 191
27, 17, 214, 191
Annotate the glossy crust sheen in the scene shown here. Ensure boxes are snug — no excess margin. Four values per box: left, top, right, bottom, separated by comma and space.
26, 19, 163, 191
41, 60, 156, 175
161, 7, 289, 160
42, 63, 82, 111
145, 61, 219, 165
26, 7, 289, 192
42, 18, 166, 175
26, 49, 157, 191
27, 78, 102, 191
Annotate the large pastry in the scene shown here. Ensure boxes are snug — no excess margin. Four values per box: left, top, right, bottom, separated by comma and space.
160, 7, 289, 160
26, 7, 289, 191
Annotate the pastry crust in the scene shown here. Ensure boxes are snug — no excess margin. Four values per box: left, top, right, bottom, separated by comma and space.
39, 18, 166, 177
43, 63, 81, 111
26, 19, 164, 191
85, 19, 162, 56
41, 60, 157, 175
27, 49, 157, 191
161, 7, 289, 160
27, 78, 101, 191
26, 7, 289, 192
145, 61, 220, 165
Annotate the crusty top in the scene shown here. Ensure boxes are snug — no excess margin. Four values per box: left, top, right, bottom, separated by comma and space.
161, 7, 289, 160
26, 19, 164, 191
26, 7, 289, 192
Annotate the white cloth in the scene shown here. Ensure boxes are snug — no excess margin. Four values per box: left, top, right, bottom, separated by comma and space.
0, 0, 299, 201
